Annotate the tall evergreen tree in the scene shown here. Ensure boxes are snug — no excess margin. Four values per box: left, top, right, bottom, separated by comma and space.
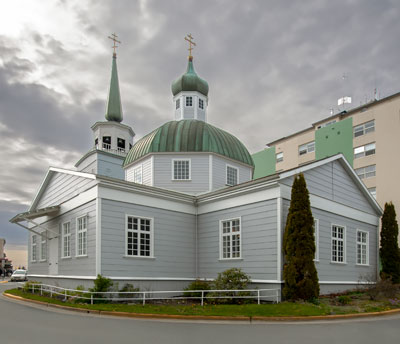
380, 202, 400, 283
283, 173, 319, 300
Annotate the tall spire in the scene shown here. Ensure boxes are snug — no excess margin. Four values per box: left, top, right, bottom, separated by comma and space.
105, 34, 123, 123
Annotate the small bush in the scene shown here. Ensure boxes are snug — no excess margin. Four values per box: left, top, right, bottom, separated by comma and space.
337, 295, 351, 305
89, 274, 113, 302
119, 283, 140, 301
183, 280, 210, 298
23, 281, 40, 293
366, 278, 399, 300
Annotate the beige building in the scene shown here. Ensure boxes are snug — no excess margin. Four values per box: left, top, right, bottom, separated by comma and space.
253, 92, 400, 238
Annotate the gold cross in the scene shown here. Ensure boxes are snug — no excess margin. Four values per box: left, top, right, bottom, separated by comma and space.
184, 34, 196, 58
108, 33, 121, 56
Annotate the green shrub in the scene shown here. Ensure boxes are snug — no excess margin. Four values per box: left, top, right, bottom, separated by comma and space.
366, 278, 399, 300
183, 280, 210, 298
337, 295, 351, 305
119, 283, 140, 300
89, 274, 113, 303
23, 281, 40, 293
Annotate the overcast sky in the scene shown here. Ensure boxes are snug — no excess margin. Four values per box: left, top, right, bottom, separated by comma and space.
1, 0, 400, 264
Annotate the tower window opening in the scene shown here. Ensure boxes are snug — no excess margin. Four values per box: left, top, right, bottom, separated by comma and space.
117, 138, 126, 153
95, 138, 99, 149
103, 136, 111, 150
186, 96, 193, 107
199, 99, 204, 109
176, 99, 180, 109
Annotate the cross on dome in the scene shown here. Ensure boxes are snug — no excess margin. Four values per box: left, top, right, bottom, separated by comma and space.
184, 34, 196, 59
108, 33, 121, 56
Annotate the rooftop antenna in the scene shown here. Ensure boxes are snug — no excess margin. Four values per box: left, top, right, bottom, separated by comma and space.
337, 72, 351, 111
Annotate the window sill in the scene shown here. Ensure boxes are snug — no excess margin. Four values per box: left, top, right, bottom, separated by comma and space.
313, 259, 319, 263
61, 256, 72, 260
356, 263, 370, 267
39, 259, 47, 263
330, 261, 347, 265
123, 255, 156, 260
75, 255, 88, 258
172, 179, 192, 182
218, 258, 243, 262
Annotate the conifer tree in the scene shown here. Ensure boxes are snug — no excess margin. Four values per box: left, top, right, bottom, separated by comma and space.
283, 173, 319, 300
380, 202, 400, 283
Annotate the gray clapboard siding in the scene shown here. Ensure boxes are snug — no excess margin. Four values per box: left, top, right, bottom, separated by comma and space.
100, 199, 196, 278
212, 155, 253, 190
281, 199, 377, 282
125, 156, 152, 186
77, 153, 97, 174
280, 161, 375, 214
28, 200, 97, 276
97, 153, 125, 179
153, 154, 209, 194
36, 172, 96, 209
198, 199, 278, 281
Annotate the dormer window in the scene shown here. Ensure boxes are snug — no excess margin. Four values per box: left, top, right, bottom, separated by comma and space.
103, 136, 111, 150
186, 96, 193, 107
117, 138, 126, 153
199, 99, 204, 110
176, 99, 180, 109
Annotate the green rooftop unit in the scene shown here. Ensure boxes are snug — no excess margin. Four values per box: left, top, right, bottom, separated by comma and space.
252, 147, 276, 179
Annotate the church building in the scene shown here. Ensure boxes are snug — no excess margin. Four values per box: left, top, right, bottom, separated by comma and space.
10, 36, 382, 298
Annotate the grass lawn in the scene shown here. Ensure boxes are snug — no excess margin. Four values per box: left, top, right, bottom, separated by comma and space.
5, 287, 400, 317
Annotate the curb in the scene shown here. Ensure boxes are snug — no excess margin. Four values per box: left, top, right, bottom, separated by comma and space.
3, 292, 400, 322
0, 281, 8, 284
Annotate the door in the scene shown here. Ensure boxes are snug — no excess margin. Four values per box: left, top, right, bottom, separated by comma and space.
48, 238, 59, 275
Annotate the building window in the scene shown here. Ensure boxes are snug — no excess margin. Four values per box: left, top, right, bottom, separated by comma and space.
186, 96, 193, 107
331, 225, 345, 263
299, 141, 315, 155
355, 165, 376, 179
103, 136, 111, 150
226, 165, 238, 186
173, 159, 190, 180
313, 219, 319, 261
40, 236, 46, 261
126, 216, 153, 257
356, 230, 369, 265
76, 216, 87, 257
199, 98, 204, 109
276, 152, 283, 163
354, 120, 375, 137
368, 187, 376, 199
31, 235, 37, 262
117, 138, 126, 153
62, 222, 71, 258
220, 218, 241, 259
133, 165, 143, 184
354, 143, 375, 159
176, 99, 180, 109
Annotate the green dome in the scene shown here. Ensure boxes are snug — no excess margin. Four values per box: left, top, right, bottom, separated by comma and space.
124, 120, 254, 167
171, 57, 209, 97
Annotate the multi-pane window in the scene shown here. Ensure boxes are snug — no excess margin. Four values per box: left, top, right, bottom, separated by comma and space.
133, 165, 143, 184
199, 99, 204, 109
173, 160, 190, 180
299, 141, 315, 155
31, 235, 37, 262
354, 120, 375, 137
226, 165, 238, 186
176, 99, 180, 109
357, 230, 369, 265
220, 219, 241, 259
355, 165, 376, 179
276, 152, 283, 163
313, 219, 319, 261
186, 96, 193, 107
331, 225, 345, 263
126, 216, 152, 257
40, 236, 46, 261
76, 216, 87, 256
62, 222, 71, 258
368, 187, 376, 199
354, 143, 375, 159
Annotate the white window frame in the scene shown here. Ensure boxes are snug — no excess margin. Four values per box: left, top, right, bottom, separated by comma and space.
299, 141, 315, 156
219, 217, 242, 260
226, 164, 239, 186
276, 152, 283, 163
185, 96, 193, 107
76, 215, 88, 257
313, 219, 319, 262
62, 221, 71, 258
172, 159, 191, 180
356, 230, 369, 266
125, 215, 154, 258
40, 235, 47, 261
354, 142, 375, 159
331, 224, 346, 264
354, 120, 375, 137
133, 165, 143, 184
355, 165, 376, 179
31, 235, 37, 262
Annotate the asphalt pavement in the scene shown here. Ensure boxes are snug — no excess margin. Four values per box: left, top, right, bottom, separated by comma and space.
1, 283, 400, 344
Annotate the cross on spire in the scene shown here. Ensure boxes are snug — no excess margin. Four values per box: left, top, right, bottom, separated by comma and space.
108, 33, 121, 57
184, 34, 196, 59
